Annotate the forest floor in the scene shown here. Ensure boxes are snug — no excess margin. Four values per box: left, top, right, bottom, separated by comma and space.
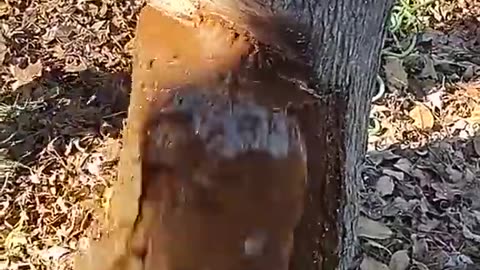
360, 1, 480, 269
0, 0, 479, 270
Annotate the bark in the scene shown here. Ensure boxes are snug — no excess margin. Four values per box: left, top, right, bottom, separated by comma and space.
75, 1, 394, 270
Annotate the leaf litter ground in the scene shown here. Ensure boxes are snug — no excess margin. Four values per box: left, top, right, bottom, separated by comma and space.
362, 1, 480, 269
0, 1, 479, 270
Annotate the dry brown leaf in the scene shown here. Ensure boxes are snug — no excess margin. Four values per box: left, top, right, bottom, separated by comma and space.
383, 169, 405, 181
417, 217, 441, 232
367, 150, 401, 165
445, 166, 463, 183
0, 0, 10, 17
64, 60, 88, 73
444, 253, 474, 269
5, 229, 28, 250
376, 176, 395, 196
357, 216, 393, 240
463, 82, 480, 100
466, 104, 480, 124
40, 245, 71, 261
10, 60, 43, 90
364, 239, 392, 255
393, 158, 413, 174
412, 235, 429, 261
384, 56, 409, 91
426, 89, 444, 110
360, 256, 389, 270
389, 250, 410, 270
102, 138, 122, 161
409, 102, 434, 129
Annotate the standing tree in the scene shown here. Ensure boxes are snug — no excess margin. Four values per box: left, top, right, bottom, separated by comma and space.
76, 0, 394, 270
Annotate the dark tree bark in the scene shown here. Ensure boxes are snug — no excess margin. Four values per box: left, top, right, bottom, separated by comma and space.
76, 1, 394, 270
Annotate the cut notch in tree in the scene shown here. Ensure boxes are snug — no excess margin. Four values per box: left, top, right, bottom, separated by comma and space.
75, 0, 395, 269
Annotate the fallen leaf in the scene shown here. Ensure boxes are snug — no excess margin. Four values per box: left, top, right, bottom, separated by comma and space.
463, 82, 480, 99
417, 217, 441, 232
102, 138, 122, 161
426, 89, 444, 110
444, 253, 474, 269
450, 119, 468, 133
382, 197, 410, 217
389, 250, 410, 270
393, 158, 412, 174
464, 168, 475, 182
357, 216, 393, 239
466, 104, 480, 124
91, 20, 105, 31
412, 234, 429, 261
41, 245, 71, 261
367, 150, 400, 165
412, 168, 430, 186
409, 102, 434, 129
463, 65, 475, 80
383, 169, 405, 181
462, 225, 480, 243
64, 60, 88, 73
0, 0, 10, 17
445, 166, 463, 183
418, 55, 438, 80
376, 176, 395, 196
86, 155, 102, 177
364, 239, 392, 256
10, 60, 43, 90
5, 230, 28, 250
360, 256, 389, 270
384, 56, 409, 91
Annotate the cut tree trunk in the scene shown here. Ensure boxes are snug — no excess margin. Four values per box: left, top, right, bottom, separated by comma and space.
75, 1, 394, 270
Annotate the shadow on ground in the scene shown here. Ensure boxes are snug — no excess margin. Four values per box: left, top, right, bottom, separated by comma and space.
0, 68, 130, 161
0, 68, 131, 269
359, 134, 480, 270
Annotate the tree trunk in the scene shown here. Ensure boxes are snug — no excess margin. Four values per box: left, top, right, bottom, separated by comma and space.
75, 1, 394, 270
